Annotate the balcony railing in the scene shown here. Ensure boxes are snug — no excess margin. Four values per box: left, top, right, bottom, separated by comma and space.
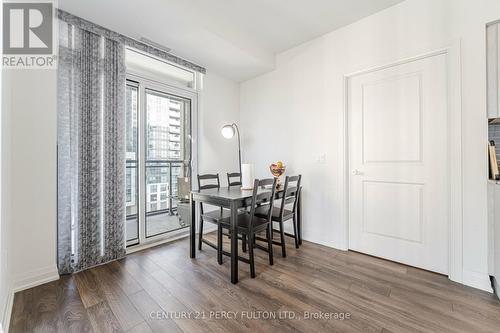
125, 159, 184, 220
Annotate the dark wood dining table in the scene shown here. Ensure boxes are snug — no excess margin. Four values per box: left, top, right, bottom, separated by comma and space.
190, 186, 302, 283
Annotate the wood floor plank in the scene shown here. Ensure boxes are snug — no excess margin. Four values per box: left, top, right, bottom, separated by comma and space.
347, 278, 484, 333
74, 269, 106, 308
55, 275, 94, 333
87, 301, 124, 333
450, 301, 500, 332
146, 263, 250, 333
165, 258, 304, 333
90, 264, 145, 330
117, 258, 214, 333
128, 290, 182, 333
126, 322, 154, 333
107, 260, 143, 296
30, 281, 61, 333
9, 288, 33, 333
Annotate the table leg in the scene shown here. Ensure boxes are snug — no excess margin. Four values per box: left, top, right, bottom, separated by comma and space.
298, 190, 302, 245
190, 194, 196, 258
230, 202, 238, 284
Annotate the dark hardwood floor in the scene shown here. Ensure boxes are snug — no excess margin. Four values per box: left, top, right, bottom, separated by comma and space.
9, 232, 500, 333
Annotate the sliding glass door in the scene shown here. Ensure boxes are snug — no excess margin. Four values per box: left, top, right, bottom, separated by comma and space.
125, 79, 193, 247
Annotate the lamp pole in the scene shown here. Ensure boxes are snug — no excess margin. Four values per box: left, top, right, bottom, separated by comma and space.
232, 123, 242, 176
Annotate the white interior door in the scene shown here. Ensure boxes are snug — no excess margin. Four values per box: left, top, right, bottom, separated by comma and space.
348, 53, 449, 274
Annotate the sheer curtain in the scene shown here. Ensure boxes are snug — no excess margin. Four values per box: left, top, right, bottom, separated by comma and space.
57, 20, 126, 274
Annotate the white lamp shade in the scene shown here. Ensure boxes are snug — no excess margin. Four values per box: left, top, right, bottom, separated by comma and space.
221, 125, 235, 139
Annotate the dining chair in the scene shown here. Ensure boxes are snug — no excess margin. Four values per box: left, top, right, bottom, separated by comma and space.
227, 172, 242, 187
226, 171, 249, 250
197, 174, 230, 258
219, 178, 277, 278
255, 175, 302, 257
227, 172, 247, 220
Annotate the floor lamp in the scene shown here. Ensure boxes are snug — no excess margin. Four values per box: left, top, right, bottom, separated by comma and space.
221, 123, 242, 176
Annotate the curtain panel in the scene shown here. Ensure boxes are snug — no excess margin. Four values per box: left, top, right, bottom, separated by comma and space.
57, 21, 126, 274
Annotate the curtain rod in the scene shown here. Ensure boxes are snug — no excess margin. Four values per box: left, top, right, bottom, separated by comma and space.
57, 9, 206, 74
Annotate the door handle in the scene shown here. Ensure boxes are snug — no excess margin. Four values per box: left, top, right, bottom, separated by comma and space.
351, 169, 364, 176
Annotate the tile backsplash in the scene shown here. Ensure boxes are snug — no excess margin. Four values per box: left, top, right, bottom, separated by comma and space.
489, 123, 500, 163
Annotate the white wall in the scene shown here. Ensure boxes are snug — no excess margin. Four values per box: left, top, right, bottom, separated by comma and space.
240, 0, 500, 291
198, 72, 240, 177
448, 0, 500, 290
4, 70, 59, 294
0, 70, 19, 333
0, 1, 14, 329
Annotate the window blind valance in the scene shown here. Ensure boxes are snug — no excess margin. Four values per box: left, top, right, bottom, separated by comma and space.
57, 9, 206, 74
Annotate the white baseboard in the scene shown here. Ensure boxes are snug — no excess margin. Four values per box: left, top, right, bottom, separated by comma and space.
306, 237, 346, 251
462, 269, 493, 293
0, 288, 14, 333
13, 265, 59, 293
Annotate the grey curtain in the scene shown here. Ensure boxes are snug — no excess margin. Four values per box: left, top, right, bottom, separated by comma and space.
57, 21, 126, 274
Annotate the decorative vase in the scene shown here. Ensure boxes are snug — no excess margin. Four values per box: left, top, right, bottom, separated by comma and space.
269, 162, 286, 188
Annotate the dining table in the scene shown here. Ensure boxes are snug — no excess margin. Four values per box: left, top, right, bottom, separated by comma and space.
189, 185, 302, 283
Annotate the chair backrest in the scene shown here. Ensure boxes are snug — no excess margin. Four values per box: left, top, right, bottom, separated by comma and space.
227, 172, 242, 187
197, 174, 220, 214
279, 175, 302, 219
247, 178, 277, 232
197, 174, 220, 190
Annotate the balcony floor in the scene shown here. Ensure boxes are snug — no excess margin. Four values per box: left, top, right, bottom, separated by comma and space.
126, 211, 187, 241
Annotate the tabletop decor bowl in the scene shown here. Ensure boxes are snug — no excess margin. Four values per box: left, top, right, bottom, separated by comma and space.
270, 161, 286, 188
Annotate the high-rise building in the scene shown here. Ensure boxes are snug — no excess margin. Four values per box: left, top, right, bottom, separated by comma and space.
125, 89, 186, 218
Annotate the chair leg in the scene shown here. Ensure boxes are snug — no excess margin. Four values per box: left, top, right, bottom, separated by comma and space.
248, 233, 256, 278
242, 234, 247, 253
217, 225, 223, 265
267, 224, 274, 265
292, 215, 299, 248
198, 217, 204, 251
279, 220, 287, 257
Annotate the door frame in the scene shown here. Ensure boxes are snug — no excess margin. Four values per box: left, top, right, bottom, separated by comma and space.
341, 43, 463, 283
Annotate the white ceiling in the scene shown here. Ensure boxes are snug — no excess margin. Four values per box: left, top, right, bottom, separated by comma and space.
59, 0, 405, 82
